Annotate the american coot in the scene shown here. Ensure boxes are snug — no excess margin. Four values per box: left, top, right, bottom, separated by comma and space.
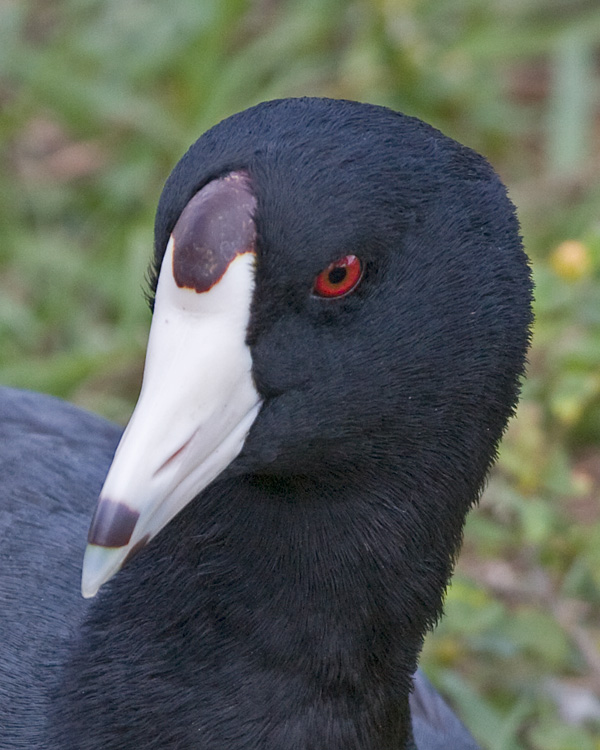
0, 98, 532, 749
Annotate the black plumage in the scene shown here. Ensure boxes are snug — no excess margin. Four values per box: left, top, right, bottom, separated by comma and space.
0, 98, 532, 749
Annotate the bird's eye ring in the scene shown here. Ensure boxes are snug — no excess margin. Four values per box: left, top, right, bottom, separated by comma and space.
313, 255, 363, 298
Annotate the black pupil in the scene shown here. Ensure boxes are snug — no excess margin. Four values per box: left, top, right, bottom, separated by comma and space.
328, 267, 347, 285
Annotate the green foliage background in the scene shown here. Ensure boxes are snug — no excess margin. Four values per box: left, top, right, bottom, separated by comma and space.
1, 1, 599, 747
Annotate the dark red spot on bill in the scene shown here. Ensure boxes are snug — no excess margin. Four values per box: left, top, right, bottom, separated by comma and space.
171, 171, 257, 293
87, 499, 140, 548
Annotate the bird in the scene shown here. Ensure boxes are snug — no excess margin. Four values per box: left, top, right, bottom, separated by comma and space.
0, 97, 532, 749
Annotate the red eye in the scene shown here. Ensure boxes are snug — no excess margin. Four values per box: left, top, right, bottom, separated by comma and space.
313, 255, 363, 298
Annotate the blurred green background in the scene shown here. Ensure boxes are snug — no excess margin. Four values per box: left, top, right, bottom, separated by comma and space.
1, 1, 599, 747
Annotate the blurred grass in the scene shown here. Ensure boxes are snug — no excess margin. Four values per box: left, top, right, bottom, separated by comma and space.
1, 0, 600, 747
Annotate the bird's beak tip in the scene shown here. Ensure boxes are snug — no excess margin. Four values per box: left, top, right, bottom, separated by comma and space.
81, 544, 126, 599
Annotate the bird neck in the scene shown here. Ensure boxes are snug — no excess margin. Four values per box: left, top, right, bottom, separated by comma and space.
59, 471, 464, 749
161, 471, 456, 748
